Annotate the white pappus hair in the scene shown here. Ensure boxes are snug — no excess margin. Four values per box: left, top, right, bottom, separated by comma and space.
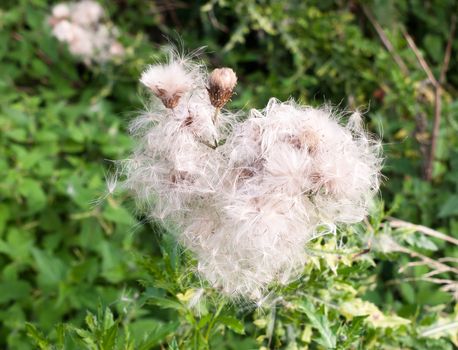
119, 51, 383, 300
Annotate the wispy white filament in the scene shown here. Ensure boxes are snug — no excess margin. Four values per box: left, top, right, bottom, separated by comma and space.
120, 51, 383, 299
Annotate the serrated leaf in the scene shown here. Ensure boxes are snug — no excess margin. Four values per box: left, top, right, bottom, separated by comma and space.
168, 338, 179, 350
75, 328, 96, 347
218, 316, 245, 334
102, 203, 135, 225
340, 298, 410, 329
25, 323, 52, 350
146, 296, 184, 311
134, 320, 180, 350
102, 306, 115, 329
197, 314, 212, 329
297, 300, 336, 348
85, 312, 97, 332
101, 324, 118, 350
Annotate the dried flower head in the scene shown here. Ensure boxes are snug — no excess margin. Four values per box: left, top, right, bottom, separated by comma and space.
71, 0, 104, 26
48, 1, 125, 65
140, 60, 196, 109
208, 68, 237, 108
180, 99, 382, 298
52, 3, 70, 19
119, 52, 382, 300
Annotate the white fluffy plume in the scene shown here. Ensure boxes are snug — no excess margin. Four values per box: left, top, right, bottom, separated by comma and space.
140, 61, 196, 109
49, 1, 124, 65
120, 51, 382, 299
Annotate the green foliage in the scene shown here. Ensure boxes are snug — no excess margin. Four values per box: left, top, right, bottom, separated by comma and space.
26, 306, 179, 350
1, 0, 458, 349
0, 0, 157, 347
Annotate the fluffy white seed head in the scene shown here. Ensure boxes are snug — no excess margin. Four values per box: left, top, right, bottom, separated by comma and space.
184, 100, 381, 297
71, 0, 104, 26
140, 60, 197, 109
121, 55, 382, 300
122, 92, 223, 220
52, 3, 71, 18
52, 20, 80, 42
49, 1, 124, 65
223, 99, 382, 221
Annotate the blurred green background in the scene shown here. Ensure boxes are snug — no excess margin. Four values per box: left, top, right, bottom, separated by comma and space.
1, 0, 457, 349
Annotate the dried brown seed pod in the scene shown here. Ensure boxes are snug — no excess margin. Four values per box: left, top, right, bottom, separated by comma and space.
208, 68, 237, 108
156, 88, 182, 109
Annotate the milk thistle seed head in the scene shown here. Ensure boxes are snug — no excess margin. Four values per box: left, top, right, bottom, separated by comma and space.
208, 68, 237, 108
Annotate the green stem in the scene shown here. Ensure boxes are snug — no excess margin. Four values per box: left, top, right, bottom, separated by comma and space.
199, 139, 217, 149
204, 301, 225, 344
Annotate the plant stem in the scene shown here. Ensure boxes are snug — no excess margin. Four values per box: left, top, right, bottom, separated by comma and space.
204, 301, 225, 343
212, 107, 220, 125
388, 217, 458, 245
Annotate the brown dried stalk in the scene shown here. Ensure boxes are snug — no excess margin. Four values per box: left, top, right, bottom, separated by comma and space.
428, 15, 456, 180
388, 217, 458, 246
402, 29, 438, 86
384, 218, 458, 300
395, 245, 458, 276
362, 5, 456, 181
361, 5, 409, 75
393, 244, 458, 300
402, 15, 456, 180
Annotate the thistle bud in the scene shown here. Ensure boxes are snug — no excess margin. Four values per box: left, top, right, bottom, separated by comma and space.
208, 68, 237, 108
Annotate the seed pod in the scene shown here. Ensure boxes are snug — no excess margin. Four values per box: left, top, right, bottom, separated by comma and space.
140, 61, 194, 109
208, 68, 237, 108
155, 88, 182, 109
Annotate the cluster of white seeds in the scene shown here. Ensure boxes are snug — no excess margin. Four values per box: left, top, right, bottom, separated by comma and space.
121, 50, 382, 299
49, 1, 124, 65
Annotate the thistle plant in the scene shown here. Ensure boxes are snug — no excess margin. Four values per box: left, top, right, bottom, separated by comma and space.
120, 48, 383, 300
